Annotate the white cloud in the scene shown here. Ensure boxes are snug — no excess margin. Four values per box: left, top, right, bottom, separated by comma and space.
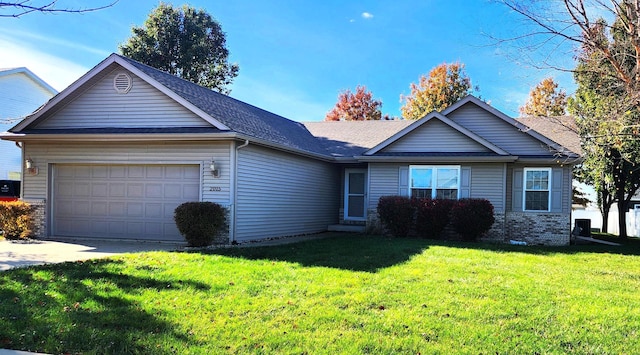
0, 28, 110, 57
361, 12, 373, 19
0, 37, 89, 92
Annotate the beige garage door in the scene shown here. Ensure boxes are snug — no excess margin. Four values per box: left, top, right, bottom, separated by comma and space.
53, 164, 200, 241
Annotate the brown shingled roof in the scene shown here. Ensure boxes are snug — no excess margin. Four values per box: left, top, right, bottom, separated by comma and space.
517, 116, 582, 155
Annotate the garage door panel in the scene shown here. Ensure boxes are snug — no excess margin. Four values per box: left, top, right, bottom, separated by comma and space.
146, 166, 163, 178
127, 183, 144, 198
74, 201, 91, 216
92, 166, 108, 178
145, 184, 163, 198
184, 184, 200, 199
110, 183, 126, 197
127, 202, 143, 217
92, 183, 108, 197
53, 164, 200, 241
75, 183, 90, 197
91, 201, 108, 216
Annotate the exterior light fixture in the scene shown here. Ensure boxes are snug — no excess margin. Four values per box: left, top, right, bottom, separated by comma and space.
210, 161, 220, 178
25, 158, 38, 175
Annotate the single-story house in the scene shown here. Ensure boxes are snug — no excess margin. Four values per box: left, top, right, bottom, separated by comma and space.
0, 54, 580, 245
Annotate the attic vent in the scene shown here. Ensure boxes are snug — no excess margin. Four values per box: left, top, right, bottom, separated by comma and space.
113, 73, 132, 94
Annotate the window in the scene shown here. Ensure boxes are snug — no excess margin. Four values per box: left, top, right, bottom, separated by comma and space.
524, 168, 551, 211
410, 166, 460, 199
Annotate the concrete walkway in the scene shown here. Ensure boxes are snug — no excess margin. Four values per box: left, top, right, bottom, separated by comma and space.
0, 234, 329, 271
0, 238, 184, 271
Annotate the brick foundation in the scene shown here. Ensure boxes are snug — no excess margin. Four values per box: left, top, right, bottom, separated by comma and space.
504, 212, 570, 246
366, 208, 570, 246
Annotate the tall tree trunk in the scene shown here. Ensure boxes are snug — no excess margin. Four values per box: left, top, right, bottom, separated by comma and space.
617, 188, 628, 239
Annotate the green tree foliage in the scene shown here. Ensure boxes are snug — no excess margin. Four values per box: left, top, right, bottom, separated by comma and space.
400, 62, 475, 120
325, 85, 383, 121
568, 11, 640, 238
520, 77, 567, 116
119, 2, 239, 94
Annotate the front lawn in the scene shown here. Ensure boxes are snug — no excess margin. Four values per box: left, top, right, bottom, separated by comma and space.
1, 234, 639, 354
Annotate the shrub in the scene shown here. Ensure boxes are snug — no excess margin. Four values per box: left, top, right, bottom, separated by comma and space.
450, 198, 495, 241
0, 201, 34, 240
414, 198, 455, 239
377, 196, 415, 237
174, 202, 227, 247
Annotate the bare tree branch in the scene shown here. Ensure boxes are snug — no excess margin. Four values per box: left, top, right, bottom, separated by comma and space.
0, 1, 117, 18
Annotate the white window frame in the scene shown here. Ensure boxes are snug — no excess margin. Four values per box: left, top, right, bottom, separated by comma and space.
409, 165, 461, 199
523, 167, 552, 212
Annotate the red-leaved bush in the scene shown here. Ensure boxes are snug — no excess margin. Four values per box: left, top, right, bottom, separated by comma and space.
450, 198, 495, 241
377, 196, 414, 238
414, 198, 455, 239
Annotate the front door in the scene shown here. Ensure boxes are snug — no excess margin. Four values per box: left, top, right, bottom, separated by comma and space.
344, 169, 367, 221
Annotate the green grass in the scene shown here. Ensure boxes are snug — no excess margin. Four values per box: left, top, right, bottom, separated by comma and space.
2, 233, 640, 354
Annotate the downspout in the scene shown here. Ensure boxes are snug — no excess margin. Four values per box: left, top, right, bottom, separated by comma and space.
15, 142, 24, 198
231, 139, 249, 243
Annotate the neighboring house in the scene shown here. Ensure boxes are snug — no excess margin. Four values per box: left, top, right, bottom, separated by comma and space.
0, 54, 579, 245
0, 67, 57, 180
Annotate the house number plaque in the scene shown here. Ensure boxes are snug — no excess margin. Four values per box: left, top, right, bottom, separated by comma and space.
209, 187, 222, 192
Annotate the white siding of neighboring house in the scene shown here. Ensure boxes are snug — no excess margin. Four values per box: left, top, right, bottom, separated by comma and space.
235, 145, 339, 242
368, 163, 505, 212
447, 102, 553, 155
22, 140, 231, 205
35, 68, 209, 129
381, 119, 491, 153
0, 70, 56, 180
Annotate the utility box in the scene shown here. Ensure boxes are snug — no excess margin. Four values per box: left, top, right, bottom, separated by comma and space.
574, 219, 591, 238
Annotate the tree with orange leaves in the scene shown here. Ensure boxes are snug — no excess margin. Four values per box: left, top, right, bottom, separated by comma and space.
325, 85, 383, 121
520, 77, 567, 116
400, 62, 475, 120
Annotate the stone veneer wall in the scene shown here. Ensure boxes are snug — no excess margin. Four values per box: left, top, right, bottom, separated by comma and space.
23, 199, 46, 238
504, 212, 570, 246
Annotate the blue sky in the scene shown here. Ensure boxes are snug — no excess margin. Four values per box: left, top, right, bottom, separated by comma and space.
0, 0, 577, 121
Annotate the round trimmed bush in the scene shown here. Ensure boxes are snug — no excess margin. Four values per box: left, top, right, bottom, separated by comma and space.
450, 198, 495, 242
174, 202, 226, 247
377, 195, 414, 237
414, 198, 454, 239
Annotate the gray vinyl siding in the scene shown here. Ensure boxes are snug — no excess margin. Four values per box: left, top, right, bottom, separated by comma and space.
22, 141, 231, 204
368, 163, 404, 210
447, 102, 552, 155
469, 164, 505, 212
235, 145, 339, 242
369, 163, 504, 211
381, 119, 491, 153
35, 68, 209, 129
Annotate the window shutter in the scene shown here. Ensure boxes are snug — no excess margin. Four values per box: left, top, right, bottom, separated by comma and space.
512, 168, 523, 212
460, 167, 471, 198
399, 166, 409, 196
551, 167, 564, 212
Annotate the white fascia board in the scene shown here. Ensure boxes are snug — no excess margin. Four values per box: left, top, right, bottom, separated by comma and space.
0, 131, 239, 142
356, 155, 518, 163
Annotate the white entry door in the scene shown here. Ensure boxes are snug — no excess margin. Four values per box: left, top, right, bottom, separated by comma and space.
344, 169, 367, 221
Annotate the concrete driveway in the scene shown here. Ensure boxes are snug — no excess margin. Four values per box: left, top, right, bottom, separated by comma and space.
0, 238, 184, 271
